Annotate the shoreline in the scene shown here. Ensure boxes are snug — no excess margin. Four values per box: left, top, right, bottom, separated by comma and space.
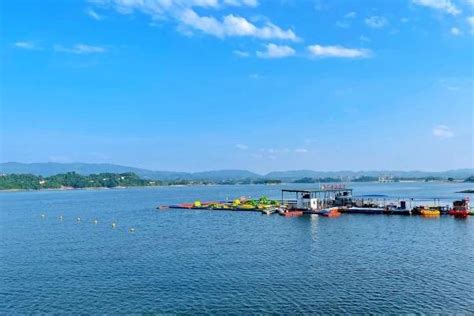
1, 181, 472, 193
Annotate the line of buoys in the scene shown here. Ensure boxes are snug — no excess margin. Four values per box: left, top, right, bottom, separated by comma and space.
40, 214, 137, 233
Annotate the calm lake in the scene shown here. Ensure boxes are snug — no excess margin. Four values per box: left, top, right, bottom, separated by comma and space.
1, 182, 473, 314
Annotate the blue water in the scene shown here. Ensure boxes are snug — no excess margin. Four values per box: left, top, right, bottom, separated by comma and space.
1, 182, 473, 314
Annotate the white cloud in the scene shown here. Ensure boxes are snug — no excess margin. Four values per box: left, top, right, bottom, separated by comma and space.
224, 0, 258, 7
364, 16, 388, 28
295, 148, 308, 153
179, 9, 298, 40
54, 44, 106, 54
233, 50, 250, 57
85, 8, 103, 20
464, 0, 474, 7
256, 43, 295, 59
308, 44, 371, 58
95, 0, 298, 41
432, 125, 454, 138
450, 27, 461, 35
412, 0, 461, 15
235, 144, 249, 150
13, 41, 38, 50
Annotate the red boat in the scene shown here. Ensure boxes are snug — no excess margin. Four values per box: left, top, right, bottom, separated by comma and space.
449, 210, 469, 218
319, 208, 341, 217
448, 199, 470, 218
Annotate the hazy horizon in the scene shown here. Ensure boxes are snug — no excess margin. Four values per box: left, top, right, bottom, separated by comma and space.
1, 161, 473, 175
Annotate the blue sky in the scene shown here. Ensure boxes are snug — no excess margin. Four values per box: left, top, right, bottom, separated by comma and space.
1, 0, 473, 173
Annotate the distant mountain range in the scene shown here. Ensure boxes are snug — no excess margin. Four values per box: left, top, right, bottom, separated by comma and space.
1, 162, 472, 181
265, 169, 474, 180
0, 162, 260, 180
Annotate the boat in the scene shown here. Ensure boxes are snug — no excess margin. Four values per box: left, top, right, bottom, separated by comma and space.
384, 208, 411, 215
449, 210, 469, 218
420, 209, 440, 216
384, 201, 411, 215
413, 206, 443, 216
448, 199, 470, 218
319, 207, 341, 217
278, 208, 304, 217
341, 207, 385, 214
261, 208, 277, 215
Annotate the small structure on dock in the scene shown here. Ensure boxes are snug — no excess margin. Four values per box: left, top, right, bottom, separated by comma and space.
281, 185, 353, 212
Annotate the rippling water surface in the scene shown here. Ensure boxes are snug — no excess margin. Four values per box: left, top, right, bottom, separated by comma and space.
1, 182, 473, 314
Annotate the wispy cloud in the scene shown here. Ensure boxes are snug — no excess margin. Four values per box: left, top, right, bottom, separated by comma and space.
308, 44, 371, 58
295, 148, 308, 153
313, 0, 327, 11
85, 8, 103, 20
336, 11, 357, 28
224, 0, 259, 7
412, 0, 461, 15
256, 43, 295, 59
432, 125, 454, 138
235, 144, 249, 150
364, 16, 388, 28
179, 10, 298, 41
450, 27, 461, 35
336, 21, 351, 28
13, 41, 38, 50
345, 11, 357, 19
233, 50, 250, 57
249, 73, 260, 79
468, 16, 474, 34
54, 44, 106, 54
96, 0, 298, 41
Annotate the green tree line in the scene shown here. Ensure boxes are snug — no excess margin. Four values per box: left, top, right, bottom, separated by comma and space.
0, 172, 159, 190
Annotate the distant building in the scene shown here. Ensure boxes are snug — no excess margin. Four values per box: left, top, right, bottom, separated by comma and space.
378, 175, 394, 183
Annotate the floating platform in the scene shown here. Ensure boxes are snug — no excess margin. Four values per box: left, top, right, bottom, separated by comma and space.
384, 209, 412, 215
166, 205, 263, 212
340, 207, 385, 214
159, 191, 472, 219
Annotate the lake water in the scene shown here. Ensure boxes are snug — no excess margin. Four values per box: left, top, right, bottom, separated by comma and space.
1, 182, 473, 314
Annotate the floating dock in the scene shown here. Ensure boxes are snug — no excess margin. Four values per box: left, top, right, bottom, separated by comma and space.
158, 187, 472, 218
